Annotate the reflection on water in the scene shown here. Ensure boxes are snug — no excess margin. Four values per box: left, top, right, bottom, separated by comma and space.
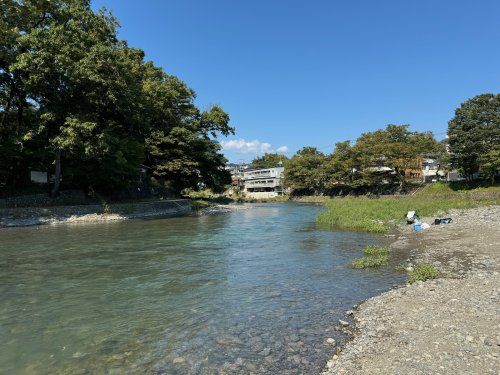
0, 203, 404, 374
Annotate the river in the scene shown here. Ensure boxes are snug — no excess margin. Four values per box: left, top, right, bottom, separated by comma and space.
0, 203, 405, 374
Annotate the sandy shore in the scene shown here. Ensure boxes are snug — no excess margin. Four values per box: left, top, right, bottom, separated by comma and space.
323, 205, 500, 374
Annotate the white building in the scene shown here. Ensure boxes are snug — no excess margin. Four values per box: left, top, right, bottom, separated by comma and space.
243, 167, 284, 198
421, 158, 445, 182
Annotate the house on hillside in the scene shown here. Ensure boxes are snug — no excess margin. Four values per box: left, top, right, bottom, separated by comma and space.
242, 167, 284, 198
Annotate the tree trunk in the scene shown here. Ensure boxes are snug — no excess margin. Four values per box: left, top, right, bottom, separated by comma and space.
51, 148, 62, 197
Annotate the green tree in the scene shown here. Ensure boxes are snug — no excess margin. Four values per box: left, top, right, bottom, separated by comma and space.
283, 147, 327, 195
478, 147, 500, 184
448, 94, 500, 180
322, 141, 367, 194
9, 0, 146, 195
354, 125, 441, 189
142, 62, 234, 193
0, 0, 66, 189
1, 0, 233, 197
251, 153, 288, 169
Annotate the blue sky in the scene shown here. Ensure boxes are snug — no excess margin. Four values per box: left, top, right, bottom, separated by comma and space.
93, 0, 500, 162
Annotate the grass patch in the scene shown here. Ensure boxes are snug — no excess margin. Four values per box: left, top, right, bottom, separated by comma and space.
363, 245, 390, 256
351, 245, 391, 268
408, 263, 439, 283
417, 181, 500, 195
352, 254, 390, 268
395, 263, 408, 272
317, 186, 500, 233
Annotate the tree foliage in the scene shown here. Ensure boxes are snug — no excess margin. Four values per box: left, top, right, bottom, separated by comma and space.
283, 147, 327, 195
284, 126, 443, 195
355, 125, 444, 188
448, 94, 500, 180
478, 147, 500, 184
251, 153, 288, 169
0, 0, 233, 196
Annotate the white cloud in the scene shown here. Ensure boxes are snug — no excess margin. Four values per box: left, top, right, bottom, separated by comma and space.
221, 139, 272, 154
221, 138, 290, 158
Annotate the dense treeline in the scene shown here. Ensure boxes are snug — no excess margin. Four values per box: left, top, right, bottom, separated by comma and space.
0, 0, 233, 197
251, 94, 499, 196
282, 125, 446, 195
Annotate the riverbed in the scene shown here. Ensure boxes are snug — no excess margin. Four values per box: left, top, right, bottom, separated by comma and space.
0, 203, 405, 374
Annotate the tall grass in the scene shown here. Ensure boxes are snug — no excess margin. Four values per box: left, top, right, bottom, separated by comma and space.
317, 189, 499, 233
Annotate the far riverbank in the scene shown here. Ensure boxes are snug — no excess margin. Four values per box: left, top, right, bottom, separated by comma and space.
323, 205, 499, 374
0, 199, 195, 228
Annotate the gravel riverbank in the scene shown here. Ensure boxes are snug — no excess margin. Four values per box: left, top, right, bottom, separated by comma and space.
0, 200, 193, 227
0, 200, 250, 228
323, 205, 500, 375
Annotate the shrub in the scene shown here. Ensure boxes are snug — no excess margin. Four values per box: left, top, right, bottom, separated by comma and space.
408, 263, 439, 283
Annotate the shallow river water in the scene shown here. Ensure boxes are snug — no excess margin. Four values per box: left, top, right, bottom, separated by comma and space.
0, 203, 405, 374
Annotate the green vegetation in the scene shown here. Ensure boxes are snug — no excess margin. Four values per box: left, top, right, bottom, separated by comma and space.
283, 125, 446, 196
282, 94, 498, 197
283, 147, 329, 195
251, 153, 288, 169
1, 2, 497, 202
351, 245, 391, 268
416, 181, 500, 195
363, 245, 390, 256
395, 263, 408, 272
1, 0, 232, 197
448, 94, 499, 181
408, 264, 439, 283
352, 255, 389, 268
318, 189, 500, 233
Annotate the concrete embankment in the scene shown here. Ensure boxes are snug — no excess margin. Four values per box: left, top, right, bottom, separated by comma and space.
323, 205, 500, 375
0, 199, 193, 228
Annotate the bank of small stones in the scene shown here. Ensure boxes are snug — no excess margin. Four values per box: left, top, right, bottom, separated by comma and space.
323, 205, 500, 375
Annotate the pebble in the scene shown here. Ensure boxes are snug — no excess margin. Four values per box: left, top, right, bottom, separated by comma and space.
260, 347, 271, 356
326, 338, 336, 346
323, 206, 500, 375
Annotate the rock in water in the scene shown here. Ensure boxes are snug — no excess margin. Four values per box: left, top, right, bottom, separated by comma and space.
173, 357, 186, 364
